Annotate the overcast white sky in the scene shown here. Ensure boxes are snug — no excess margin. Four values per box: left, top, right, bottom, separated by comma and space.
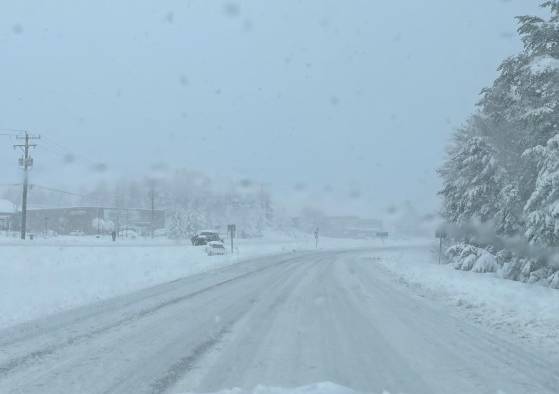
0, 1, 545, 217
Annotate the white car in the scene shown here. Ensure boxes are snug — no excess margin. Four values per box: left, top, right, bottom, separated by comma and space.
205, 241, 226, 256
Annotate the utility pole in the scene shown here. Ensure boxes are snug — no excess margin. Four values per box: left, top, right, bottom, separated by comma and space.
13, 132, 40, 240
148, 180, 156, 238
228, 224, 236, 253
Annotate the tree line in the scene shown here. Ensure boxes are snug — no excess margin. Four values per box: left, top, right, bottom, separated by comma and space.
1, 169, 276, 239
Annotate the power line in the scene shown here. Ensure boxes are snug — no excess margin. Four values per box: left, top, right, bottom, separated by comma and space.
36, 144, 68, 159
41, 135, 98, 165
0, 183, 103, 211
3, 132, 113, 224
0, 183, 84, 197
37, 143, 92, 167
0, 128, 27, 133
6, 132, 109, 170
36, 139, 90, 167
40, 139, 68, 156
29, 184, 86, 197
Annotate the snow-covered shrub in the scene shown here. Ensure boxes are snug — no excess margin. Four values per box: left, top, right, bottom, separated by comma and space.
445, 244, 498, 273
498, 257, 523, 282
445, 243, 466, 262
529, 266, 553, 284
497, 254, 559, 287
444, 241, 559, 288
472, 251, 498, 273
457, 252, 479, 271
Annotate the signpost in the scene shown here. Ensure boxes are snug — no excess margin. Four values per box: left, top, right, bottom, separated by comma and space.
314, 227, 319, 249
435, 228, 448, 264
227, 224, 236, 253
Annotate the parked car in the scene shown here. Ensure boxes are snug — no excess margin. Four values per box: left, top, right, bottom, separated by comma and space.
191, 230, 222, 246
205, 241, 226, 256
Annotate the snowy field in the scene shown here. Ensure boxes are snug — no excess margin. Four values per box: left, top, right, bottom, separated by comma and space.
372, 246, 559, 360
0, 232, 393, 330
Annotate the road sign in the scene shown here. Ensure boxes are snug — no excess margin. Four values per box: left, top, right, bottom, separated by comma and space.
435, 229, 447, 239
376, 231, 388, 244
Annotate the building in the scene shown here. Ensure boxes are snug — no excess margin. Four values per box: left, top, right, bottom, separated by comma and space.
293, 215, 383, 239
318, 216, 383, 239
0, 199, 16, 231
21, 206, 165, 236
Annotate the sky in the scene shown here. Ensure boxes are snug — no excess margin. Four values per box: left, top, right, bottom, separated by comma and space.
0, 0, 546, 217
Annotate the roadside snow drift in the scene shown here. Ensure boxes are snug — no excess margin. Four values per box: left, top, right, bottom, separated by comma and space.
373, 245, 559, 357
180, 382, 369, 394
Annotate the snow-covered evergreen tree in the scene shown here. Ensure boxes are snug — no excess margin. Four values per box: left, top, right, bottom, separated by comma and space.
523, 134, 559, 244
439, 1, 559, 286
167, 210, 186, 241
440, 132, 502, 223
439, 120, 522, 235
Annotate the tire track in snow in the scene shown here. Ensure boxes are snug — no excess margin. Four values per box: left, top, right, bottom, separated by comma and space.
0, 255, 304, 378
98, 255, 317, 394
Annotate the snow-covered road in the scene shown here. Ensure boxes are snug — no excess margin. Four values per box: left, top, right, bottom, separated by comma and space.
0, 248, 556, 394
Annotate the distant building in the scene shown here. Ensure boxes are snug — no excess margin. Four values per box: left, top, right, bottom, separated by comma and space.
17, 206, 165, 236
0, 199, 16, 231
318, 216, 383, 239
293, 215, 383, 239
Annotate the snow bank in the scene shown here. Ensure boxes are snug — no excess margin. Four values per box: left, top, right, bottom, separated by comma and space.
0, 232, 382, 329
374, 245, 559, 356
180, 382, 382, 394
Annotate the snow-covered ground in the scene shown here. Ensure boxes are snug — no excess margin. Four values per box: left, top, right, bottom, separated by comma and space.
1, 239, 558, 393
5, 232, 555, 366
4, 247, 555, 394
179, 382, 372, 394
0, 232, 394, 330
372, 245, 559, 359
